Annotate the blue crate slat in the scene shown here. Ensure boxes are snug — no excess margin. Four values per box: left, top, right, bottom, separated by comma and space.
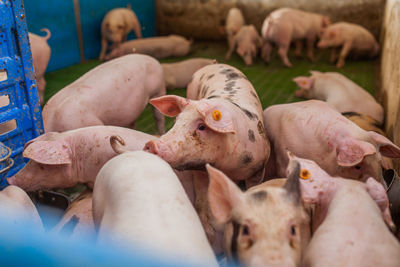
0, 0, 44, 182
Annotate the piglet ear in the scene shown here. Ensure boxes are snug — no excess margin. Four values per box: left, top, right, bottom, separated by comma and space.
368, 131, 400, 158
206, 164, 244, 224
293, 76, 314, 90
197, 102, 235, 133
336, 139, 376, 167
23, 141, 72, 165
149, 95, 190, 117
284, 160, 301, 204
365, 177, 396, 232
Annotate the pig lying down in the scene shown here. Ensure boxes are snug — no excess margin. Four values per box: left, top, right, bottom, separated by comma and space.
161, 58, 215, 90
225, 25, 263, 66
104, 35, 192, 61
223, 7, 245, 60
43, 54, 166, 134
263, 100, 400, 184
293, 71, 384, 124
7, 126, 157, 191
29, 28, 51, 105
207, 162, 310, 267
93, 151, 218, 266
289, 155, 400, 267
318, 22, 380, 68
99, 6, 142, 61
261, 8, 331, 67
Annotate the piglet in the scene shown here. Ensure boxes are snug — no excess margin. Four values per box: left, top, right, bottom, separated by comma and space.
293, 71, 384, 124
104, 35, 191, 61
223, 8, 245, 59
52, 191, 95, 240
317, 22, 380, 68
7, 126, 157, 191
288, 155, 400, 267
93, 151, 218, 266
261, 8, 331, 67
99, 6, 142, 61
263, 100, 400, 184
161, 58, 215, 90
226, 25, 263, 66
207, 162, 310, 267
29, 29, 51, 104
43, 54, 166, 134
0, 185, 43, 230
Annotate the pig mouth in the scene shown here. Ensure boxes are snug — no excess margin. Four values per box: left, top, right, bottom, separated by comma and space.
173, 160, 209, 171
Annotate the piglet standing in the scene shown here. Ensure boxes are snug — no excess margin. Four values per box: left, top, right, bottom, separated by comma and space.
263, 100, 400, 184
261, 8, 331, 67
99, 6, 142, 61
43, 54, 166, 134
104, 35, 191, 61
52, 191, 95, 240
223, 7, 245, 59
93, 151, 218, 266
162, 58, 215, 90
29, 29, 51, 104
287, 155, 400, 267
317, 22, 380, 68
225, 25, 263, 66
293, 71, 384, 124
0, 185, 43, 230
7, 126, 157, 191
207, 162, 310, 267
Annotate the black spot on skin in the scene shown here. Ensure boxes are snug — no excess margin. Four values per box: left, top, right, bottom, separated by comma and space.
220, 68, 234, 74
208, 89, 216, 95
207, 74, 215, 80
250, 91, 258, 99
248, 129, 255, 142
257, 120, 265, 136
207, 95, 220, 99
252, 190, 267, 201
60, 215, 79, 235
224, 81, 236, 91
241, 108, 258, 121
240, 152, 254, 166
226, 72, 240, 80
341, 111, 361, 117
200, 73, 206, 81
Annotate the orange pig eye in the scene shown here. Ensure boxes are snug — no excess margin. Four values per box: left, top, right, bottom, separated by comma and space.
212, 110, 222, 121
300, 169, 311, 180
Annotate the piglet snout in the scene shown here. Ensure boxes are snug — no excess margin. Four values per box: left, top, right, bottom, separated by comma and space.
143, 140, 159, 155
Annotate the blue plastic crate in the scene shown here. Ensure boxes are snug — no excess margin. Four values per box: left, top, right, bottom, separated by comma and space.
0, 0, 44, 188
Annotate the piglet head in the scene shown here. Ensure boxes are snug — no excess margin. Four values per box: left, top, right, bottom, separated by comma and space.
293, 75, 315, 98
145, 95, 236, 171
317, 28, 339, 48
237, 45, 254, 66
7, 133, 73, 192
207, 163, 310, 267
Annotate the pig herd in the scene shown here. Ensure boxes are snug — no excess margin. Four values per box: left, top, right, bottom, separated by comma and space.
5, 4, 400, 267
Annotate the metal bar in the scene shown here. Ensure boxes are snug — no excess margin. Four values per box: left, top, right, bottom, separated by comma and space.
73, 0, 85, 62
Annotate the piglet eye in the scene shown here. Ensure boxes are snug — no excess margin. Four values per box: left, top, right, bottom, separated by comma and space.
355, 165, 361, 170
242, 225, 250, 236
290, 225, 296, 236
198, 123, 206, 131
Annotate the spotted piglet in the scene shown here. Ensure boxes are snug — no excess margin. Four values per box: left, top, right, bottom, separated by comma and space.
144, 64, 270, 251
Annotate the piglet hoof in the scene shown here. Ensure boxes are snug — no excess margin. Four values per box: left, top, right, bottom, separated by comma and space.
336, 60, 345, 68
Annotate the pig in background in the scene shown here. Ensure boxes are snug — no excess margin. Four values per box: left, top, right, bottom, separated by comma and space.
225, 25, 263, 66
318, 22, 380, 68
293, 71, 384, 124
207, 162, 310, 267
263, 100, 400, 185
93, 151, 218, 267
104, 35, 192, 61
223, 7, 245, 60
288, 155, 400, 267
261, 8, 331, 67
161, 58, 215, 90
7, 126, 157, 191
29, 28, 51, 105
43, 54, 166, 134
99, 5, 142, 61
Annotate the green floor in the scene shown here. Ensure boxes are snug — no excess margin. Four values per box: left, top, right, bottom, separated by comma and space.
44, 41, 378, 135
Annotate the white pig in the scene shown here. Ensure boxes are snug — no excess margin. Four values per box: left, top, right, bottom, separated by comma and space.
43, 54, 166, 134
224, 7, 245, 60
293, 71, 384, 124
93, 151, 218, 266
